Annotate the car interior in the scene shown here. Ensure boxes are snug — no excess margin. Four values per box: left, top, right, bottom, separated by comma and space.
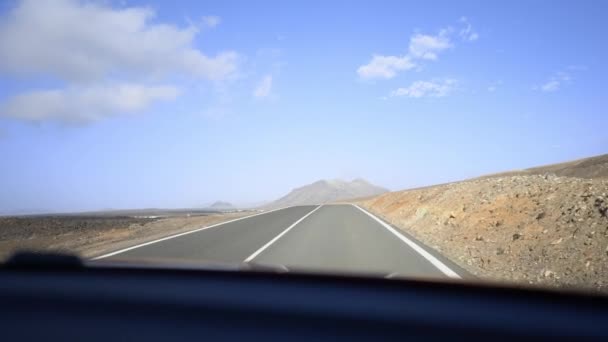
2, 252, 607, 340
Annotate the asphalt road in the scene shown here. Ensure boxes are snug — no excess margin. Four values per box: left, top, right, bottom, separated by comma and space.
96, 204, 467, 279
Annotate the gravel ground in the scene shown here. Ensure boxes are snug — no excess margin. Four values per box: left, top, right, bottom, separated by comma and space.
0, 212, 250, 260
356, 174, 608, 293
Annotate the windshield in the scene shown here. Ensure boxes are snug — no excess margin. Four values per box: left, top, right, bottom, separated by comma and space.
0, 0, 607, 294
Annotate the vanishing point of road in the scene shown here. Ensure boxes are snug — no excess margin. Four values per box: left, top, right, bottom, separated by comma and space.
93, 204, 468, 279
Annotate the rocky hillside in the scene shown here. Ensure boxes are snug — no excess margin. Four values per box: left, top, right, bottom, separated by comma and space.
355, 155, 608, 293
480, 154, 608, 179
268, 179, 388, 208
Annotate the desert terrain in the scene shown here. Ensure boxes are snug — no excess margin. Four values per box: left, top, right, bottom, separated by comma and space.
2, 154, 608, 294
0, 211, 250, 260
355, 154, 608, 292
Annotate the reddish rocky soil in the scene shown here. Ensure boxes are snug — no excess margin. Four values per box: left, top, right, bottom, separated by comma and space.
357, 174, 608, 293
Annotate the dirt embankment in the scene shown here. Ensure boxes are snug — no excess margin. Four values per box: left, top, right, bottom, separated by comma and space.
478, 153, 608, 180
0, 212, 250, 260
356, 174, 608, 292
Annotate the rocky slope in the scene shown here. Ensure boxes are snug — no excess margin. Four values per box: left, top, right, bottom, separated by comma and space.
479, 154, 608, 179
356, 170, 608, 292
268, 178, 388, 208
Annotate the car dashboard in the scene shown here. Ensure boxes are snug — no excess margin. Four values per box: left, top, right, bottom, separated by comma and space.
1, 253, 607, 340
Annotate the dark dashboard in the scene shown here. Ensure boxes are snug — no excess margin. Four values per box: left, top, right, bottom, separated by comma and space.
1, 253, 607, 340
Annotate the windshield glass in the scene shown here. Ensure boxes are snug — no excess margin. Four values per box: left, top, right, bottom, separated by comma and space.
1, 0, 607, 294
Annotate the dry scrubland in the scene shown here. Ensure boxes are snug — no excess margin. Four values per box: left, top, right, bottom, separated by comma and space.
2, 153, 607, 294
0, 212, 249, 260
357, 154, 608, 292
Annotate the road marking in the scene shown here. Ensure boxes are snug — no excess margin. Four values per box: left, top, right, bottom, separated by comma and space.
244, 205, 323, 262
352, 204, 462, 279
91, 206, 294, 260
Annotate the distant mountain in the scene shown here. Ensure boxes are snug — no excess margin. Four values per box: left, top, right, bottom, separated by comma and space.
209, 201, 235, 210
236, 200, 270, 209
266, 179, 388, 208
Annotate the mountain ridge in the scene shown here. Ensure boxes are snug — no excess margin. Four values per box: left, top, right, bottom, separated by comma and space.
266, 178, 388, 209
209, 201, 235, 210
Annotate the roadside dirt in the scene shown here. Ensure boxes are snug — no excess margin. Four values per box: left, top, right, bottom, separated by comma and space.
0, 212, 250, 260
355, 174, 608, 293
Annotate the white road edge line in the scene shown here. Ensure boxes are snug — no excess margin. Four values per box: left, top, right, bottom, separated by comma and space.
91, 206, 293, 260
244, 205, 323, 262
352, 204, 462, 279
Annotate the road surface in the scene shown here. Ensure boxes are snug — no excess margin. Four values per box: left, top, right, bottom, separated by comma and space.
95, 204, 467, 279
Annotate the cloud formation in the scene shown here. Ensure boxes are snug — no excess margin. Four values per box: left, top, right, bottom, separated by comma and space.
408, 30, 452, 60
0, 0, 238, 123
1, 83, 179, 123
540, 80, 561, 92
253, 75, 273, 98
201, 15, 221, 28
459, 17, 479, 42
0, 0, 237, 82
357, 18, 478, 80
390, 79, 457, 98
536, 67, 585, 93
356, 55, 416, 79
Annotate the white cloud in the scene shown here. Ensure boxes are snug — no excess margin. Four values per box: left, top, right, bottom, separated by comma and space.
253, 75, 273, 98
357, 31, 451, 80
357, 55, 416, 79
390, 79, 457, 98
540, 80, 560, 92
459, 17, 479, 42
0, 0, 238, 123
0, 0, 237, 82
357, 18, 479, 80
201, 15, 221, 28
536, 68, 583, 93
1, 83, 179, 123
408, 31, 452, 60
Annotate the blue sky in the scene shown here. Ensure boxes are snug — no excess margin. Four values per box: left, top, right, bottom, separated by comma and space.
0, 0, 606, 213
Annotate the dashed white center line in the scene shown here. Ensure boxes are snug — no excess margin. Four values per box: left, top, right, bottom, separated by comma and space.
244, 205, 323, 262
